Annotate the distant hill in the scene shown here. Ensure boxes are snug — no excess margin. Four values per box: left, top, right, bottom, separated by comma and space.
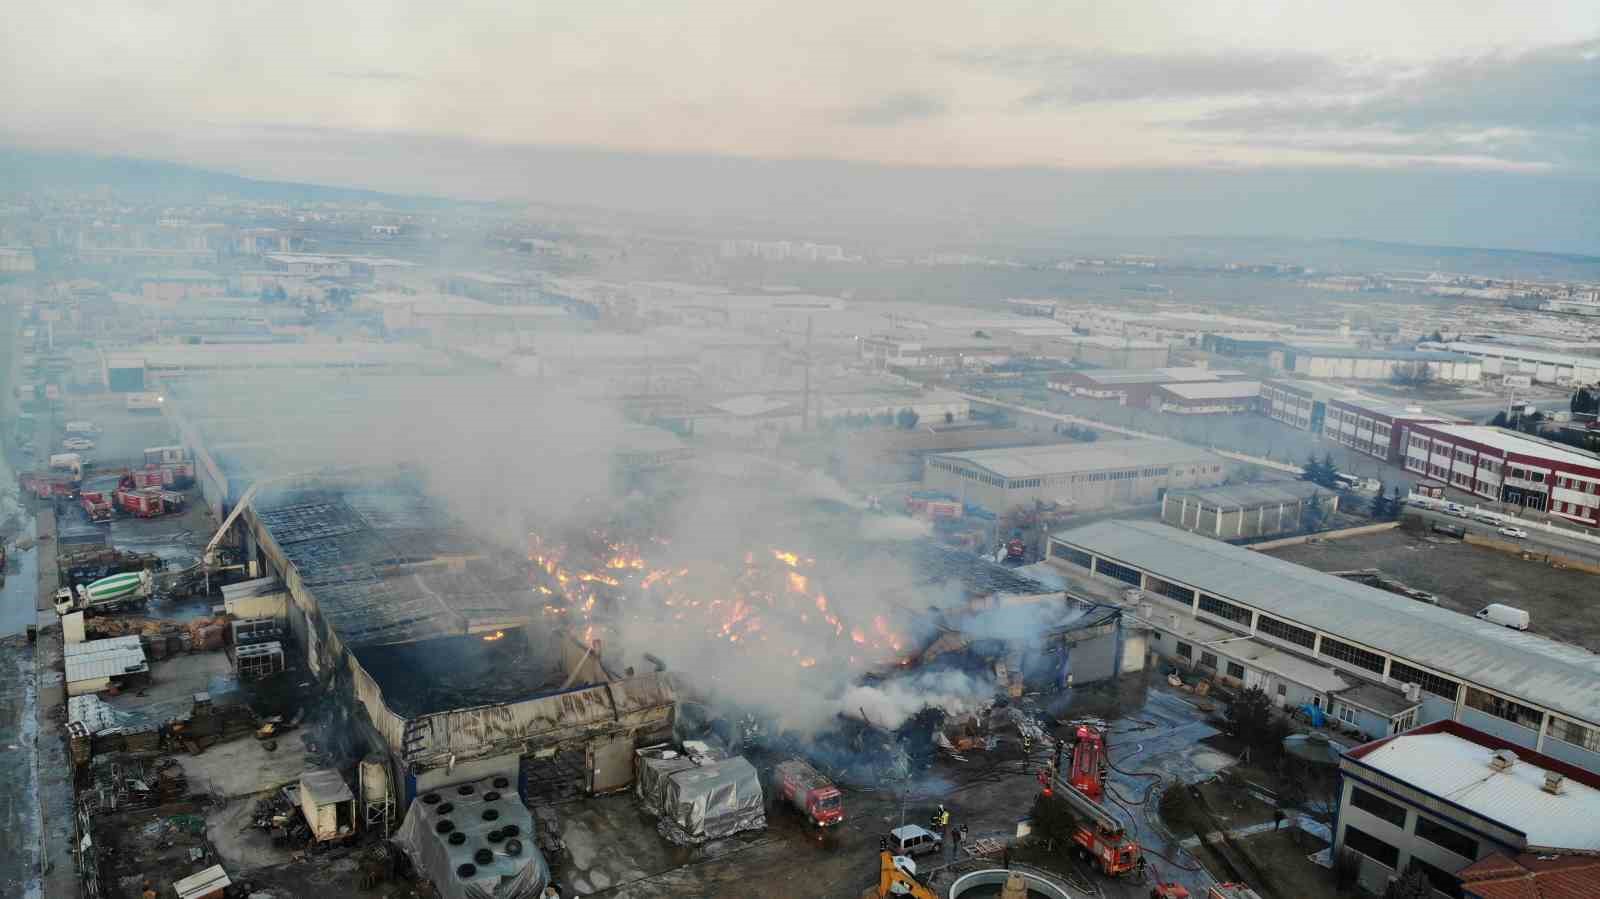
0, 145, 455, 209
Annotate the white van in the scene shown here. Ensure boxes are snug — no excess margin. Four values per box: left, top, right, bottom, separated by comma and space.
1476, 604, 1530, 630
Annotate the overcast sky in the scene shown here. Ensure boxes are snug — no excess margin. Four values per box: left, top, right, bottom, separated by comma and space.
3, 1, 1598, 249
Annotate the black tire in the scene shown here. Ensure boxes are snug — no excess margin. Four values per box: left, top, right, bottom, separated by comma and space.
504, 839, 522, 857
447, 832, 466, 846
482, 808, 500, 821
456, 864, 476, 879
492, 777, 510, 789
435, 820, 454, 834
474, 848, 494, 865
437, 802, 454, 815
457, 785, 475, 796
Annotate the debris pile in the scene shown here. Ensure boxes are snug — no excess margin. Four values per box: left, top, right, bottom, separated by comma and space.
83, 756, 189, 812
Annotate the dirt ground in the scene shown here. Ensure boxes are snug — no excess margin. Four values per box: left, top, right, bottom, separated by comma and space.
1267, 528, 1600, 652
1233, 828, 1345, 899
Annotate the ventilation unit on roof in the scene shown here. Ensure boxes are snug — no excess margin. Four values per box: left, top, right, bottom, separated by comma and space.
1402, 683, 1422, 702
1542, 772, 1565, 795
1489, 749, 1518, 772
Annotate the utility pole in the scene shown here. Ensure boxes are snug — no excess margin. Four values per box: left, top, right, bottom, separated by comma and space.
801, 314, 813, 431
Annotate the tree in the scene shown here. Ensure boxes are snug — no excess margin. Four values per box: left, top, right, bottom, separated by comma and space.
1225, 686, 1276, 758
1572, 387, 1600, 416
1386, 865, 1433, 899
1390, 361, 1435, 387
1427, 330, 1444, 344
1302, 453, 1324, 484
1369, 482, 1391, 519
1029, 792, 1079, 850
1301, 491, 1328, 533
896, 408, 920, 429
1489, 411, 1510, 427
944, 411, 955, 424
1389, 485, 1406, 520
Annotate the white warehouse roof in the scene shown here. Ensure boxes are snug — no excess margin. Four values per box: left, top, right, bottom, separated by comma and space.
931, 439, 1219, 480
1348, 729, 1600, 851
1051, 520, 1600, 727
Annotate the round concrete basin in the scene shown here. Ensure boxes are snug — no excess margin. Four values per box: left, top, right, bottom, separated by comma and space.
947, 868, 1078, 899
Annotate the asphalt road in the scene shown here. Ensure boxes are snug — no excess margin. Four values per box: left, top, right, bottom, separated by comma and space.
1406, 504, 1600, 567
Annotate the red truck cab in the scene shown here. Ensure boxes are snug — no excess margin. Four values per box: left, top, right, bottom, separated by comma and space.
774, 759, 845, 828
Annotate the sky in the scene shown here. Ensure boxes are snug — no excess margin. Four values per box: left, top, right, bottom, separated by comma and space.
3, 1, 1598, 250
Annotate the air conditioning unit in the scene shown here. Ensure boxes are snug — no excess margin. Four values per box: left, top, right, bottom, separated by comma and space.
1542, 772, 1566, 795
1489, 749, 1518, 772
1402, 683, 1422, 702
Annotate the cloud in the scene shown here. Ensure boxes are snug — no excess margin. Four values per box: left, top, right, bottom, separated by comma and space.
1185, 38, 1600, 169
839, 91, 947, 126
328, 69, 417, 82
949, 46, 1371, 106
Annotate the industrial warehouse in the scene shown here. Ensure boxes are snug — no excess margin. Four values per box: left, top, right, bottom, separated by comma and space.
1046, 521, 1600, 771
923, 440, 1230, 512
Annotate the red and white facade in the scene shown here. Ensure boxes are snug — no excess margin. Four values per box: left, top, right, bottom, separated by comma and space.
1401, 423, 1600, 525
1325, 398, 1453, 464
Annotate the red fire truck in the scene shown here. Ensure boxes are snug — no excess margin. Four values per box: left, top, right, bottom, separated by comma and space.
773, 759, 845, 828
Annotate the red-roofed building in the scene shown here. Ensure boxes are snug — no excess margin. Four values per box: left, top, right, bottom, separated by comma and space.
1460, 852, 1600, 899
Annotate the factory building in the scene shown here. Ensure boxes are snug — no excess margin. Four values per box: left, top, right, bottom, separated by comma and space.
924, 440, 1229, 513
1160, 481, 1337, 540
1046, 366, 1248, 407
1435, 341, 1600, 386
1045, 521, 1600, 773
1323, 397, 1455, 464
1050, 335, 1171, 370
1152, 380, 1262, 415
1335, 721, 1600, 896
1260, 380, 1355, 432
99, 343, 448, 391
1400, 423, 1600, 525
1270, 347, 1481, 383
214, 475, 679, 811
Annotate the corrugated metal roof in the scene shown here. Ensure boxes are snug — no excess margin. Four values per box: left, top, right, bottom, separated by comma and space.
1158, 381, 1262, 400
1052, 520, 1600, 727
299, 769, 354, 805
1166, 481, 1325, 508
64, 639, 147, 684
173, 865, 231, 898
929, 440, 1220, 479
1350, 731, 1600, 851
64, 635, 141, 656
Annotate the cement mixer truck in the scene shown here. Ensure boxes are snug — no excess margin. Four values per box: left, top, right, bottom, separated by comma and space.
54, 570, 154, 616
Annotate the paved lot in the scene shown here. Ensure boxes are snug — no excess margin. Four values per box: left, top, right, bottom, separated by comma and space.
1267, 526, 1600, 652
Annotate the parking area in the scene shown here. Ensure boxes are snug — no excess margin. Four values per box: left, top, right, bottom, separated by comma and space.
1266, 526, 1600, 651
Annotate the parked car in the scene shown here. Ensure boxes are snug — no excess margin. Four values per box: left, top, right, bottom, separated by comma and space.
1445, 503, 1470, 518
62, 437, 95, 451
886, 824, 943, 858
1498, 527, 1528, 539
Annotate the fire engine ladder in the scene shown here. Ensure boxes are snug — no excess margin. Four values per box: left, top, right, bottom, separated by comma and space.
1052, 773, 1125, 836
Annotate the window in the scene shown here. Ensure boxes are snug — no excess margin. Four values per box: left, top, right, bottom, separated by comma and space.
1199, 651, 1218, 670
1147, 577, 1195, 605
1175, 641, 1193, 659
1226, 661, 1246, 679
1547, 717, 1600, 752
1094, 559, 1142, 586
1338, 703, 1359, 725
1056, 546, 1093, 570
1198, 594, 1252, 626
1349, 787, 1407, 828
1343, 826, 1400, 869
1408, 859, 1463, 898
1414, 815, 1477, 860
1276, 683, 1287, 697
1320, 637, 1387, 674
1257, 615, 1316, 649
1465, 688, 1543, 731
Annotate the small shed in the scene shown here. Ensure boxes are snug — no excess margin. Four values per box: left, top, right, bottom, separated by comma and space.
63, 636, 148, 696
173, 864, 230, 899
298, 769, 356, 842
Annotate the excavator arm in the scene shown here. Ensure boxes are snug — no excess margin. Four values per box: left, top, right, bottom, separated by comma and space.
873, 851, 939, 899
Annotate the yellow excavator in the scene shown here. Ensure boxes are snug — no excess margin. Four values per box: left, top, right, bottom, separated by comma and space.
861, 849, 939, 899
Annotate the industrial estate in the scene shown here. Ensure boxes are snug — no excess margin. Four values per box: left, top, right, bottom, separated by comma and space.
3, 180, 1600, 899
